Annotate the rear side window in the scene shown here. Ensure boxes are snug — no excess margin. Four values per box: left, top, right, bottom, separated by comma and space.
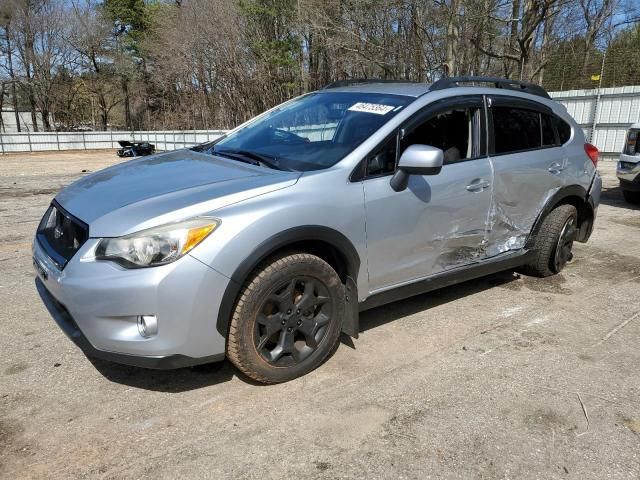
541, 114, 557, 146
554, 116, 572, 144
492, 107, 541, 154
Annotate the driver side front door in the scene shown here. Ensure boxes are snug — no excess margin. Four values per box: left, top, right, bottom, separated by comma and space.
362, 96, 494, 292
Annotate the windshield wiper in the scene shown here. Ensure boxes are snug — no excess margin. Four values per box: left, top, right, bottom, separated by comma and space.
214, 148, 288, 171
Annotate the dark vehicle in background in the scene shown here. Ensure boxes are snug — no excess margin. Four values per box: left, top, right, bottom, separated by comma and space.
618, 124, 640, 204
117, 140, 156, 157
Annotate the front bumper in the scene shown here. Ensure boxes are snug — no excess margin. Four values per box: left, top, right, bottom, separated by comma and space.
117, 149, 134, 157
617, 155, 640, 190
33, 238, 230, 369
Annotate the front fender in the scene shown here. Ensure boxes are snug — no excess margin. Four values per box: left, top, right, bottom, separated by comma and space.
210, 225, 362, 337
187, 169, 368, 337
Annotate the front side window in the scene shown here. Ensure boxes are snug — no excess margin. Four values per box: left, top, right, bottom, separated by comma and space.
400, 107, 481, 164
492, 107, 542, 154
195, 92, 411, 171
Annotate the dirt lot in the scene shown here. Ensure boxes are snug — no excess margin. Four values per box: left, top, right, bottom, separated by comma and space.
0, 151, 639, 479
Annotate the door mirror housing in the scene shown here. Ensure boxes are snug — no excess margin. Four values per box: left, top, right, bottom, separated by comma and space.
390, 144, 444, 192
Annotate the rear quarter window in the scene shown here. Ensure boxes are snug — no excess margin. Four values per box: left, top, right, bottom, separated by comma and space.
541, 114, 557, 146
554, 116, 572, 144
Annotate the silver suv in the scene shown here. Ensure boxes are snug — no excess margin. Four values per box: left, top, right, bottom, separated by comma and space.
34, 77, 602, 383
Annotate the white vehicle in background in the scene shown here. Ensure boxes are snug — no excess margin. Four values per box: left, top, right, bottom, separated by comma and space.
618, 123, 640, 204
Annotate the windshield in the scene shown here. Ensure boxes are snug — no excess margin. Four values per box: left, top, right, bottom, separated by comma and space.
194, 92, 412, 171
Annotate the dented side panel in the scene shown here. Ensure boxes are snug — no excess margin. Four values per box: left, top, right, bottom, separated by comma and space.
364, 159, 494, 291
485, 148, 568, 256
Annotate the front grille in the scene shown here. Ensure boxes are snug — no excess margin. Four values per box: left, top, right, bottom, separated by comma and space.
36, 202, 89, 269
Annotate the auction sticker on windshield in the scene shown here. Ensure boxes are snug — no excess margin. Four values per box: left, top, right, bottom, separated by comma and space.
348, 102, 396, 115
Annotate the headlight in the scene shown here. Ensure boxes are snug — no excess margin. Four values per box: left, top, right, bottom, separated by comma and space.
95, 217, 219, 268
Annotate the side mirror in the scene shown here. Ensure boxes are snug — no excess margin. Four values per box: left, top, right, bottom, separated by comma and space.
390, 144, 444, 192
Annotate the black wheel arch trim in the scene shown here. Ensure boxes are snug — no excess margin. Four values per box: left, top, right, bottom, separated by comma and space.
216, 225, 361, 338
526, 184, 593, 248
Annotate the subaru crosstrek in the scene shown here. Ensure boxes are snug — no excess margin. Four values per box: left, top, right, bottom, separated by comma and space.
34, 77, 602, 383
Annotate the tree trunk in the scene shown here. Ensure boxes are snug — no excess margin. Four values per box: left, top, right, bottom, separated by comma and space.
122, 77, 132, 130
26, 81, 38, 132
41, 106, 51, 131
411, 1, 424, 81
444, 0, 460, 76
538, 7, 555, 85
6, 30, 21, 132
22, 8, 39, 132
98, 93, 109, 130
506, 0, 521, 78
0, 82, 5, 132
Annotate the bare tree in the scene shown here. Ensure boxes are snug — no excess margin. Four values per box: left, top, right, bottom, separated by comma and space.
0, 0, 636, 132
0, 5, 22, 132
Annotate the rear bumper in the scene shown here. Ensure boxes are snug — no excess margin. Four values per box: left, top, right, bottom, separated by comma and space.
578, 173, 601, 242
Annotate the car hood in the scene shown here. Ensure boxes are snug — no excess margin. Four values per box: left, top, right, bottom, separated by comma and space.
55, 149, 301, 237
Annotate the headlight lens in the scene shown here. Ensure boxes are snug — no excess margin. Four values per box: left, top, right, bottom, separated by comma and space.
95, 217, 219, 268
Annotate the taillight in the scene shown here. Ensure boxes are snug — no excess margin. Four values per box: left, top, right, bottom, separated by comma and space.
584, 143, 599, 166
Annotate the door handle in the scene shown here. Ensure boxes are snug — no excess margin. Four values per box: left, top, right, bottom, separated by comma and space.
466, 179, 491, 192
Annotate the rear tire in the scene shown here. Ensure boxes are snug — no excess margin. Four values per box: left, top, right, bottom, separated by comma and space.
519, 204, 578, 278
226, 253, 344, 384
622, 189, 640, 204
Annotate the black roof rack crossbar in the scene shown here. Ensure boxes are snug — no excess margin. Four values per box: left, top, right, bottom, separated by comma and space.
429, 76, 550, 99
322, 78, 418, 89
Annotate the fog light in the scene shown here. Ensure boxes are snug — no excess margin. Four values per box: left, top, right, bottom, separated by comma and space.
137, 315, 158, 338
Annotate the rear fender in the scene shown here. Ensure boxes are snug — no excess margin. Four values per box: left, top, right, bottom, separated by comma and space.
526, 184, 594, 246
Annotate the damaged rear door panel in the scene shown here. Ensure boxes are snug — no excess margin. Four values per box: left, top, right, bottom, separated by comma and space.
485, 95, 572, 256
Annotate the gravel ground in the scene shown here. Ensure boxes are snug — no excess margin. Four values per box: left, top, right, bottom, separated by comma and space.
0, 151, 639, 479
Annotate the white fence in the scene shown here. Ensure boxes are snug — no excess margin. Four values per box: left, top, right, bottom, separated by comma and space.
0, 129, 226, 154
2, 85, 640, 159
550, 85, 640, 160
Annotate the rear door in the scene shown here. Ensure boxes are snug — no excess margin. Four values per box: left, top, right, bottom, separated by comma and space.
362, 95, 494, 291
485, 96, 567, 255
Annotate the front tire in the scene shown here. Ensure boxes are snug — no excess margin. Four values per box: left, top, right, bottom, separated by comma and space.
226, 253, 344, 384
520, 204, 578, 277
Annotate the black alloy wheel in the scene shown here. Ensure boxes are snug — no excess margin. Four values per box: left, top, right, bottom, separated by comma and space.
254, 276, 332, 366
226, 253, 344, 384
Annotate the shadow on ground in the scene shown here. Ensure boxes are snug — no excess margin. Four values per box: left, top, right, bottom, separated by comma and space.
599, 184, 639, 210
359, 270, 520, 332
88, 270, 521, 392
88, 357, 237, 392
